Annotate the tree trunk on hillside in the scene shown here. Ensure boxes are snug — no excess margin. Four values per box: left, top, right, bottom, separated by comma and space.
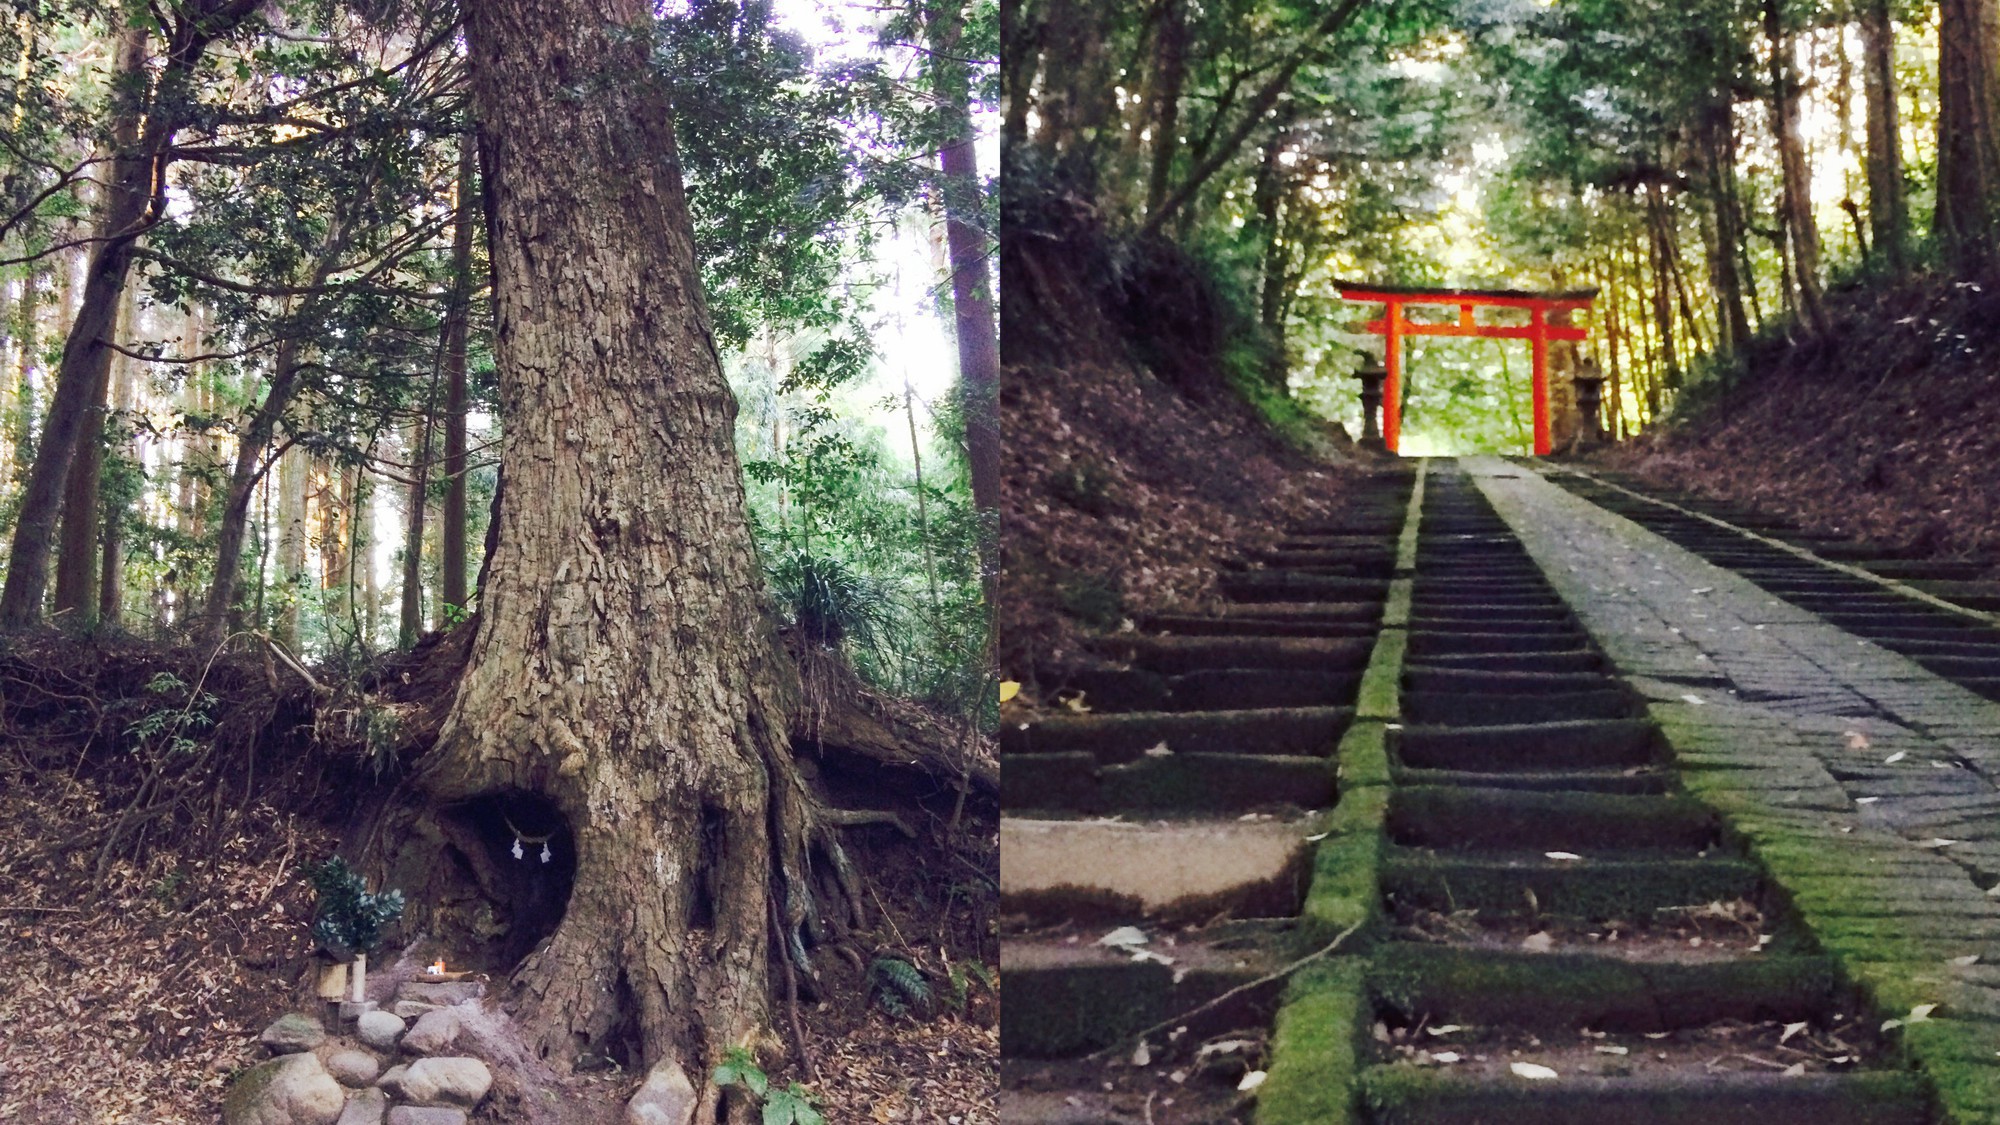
440, 138, 477, 623
1859, 0, 1908, 274
1937, 0, 2000, 272
398, 418, 431, 648
1766, 0, 1829, 336
395, 0, 841, 1099
1142, 0, 1187, 217
1643, 189, 1681, 390
199, 334, 309, 646
97, 326, 138, 626
275, 446, 307, 648
0, 1, 261, 630
1698, 99, 1751, 352
929, 0, 1001, 606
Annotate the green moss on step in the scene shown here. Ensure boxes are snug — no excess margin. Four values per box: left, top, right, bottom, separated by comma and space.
1336, 722, 1391, 790
1356, 630, 1407, 721
1257, 958, 1368, 1125
1299, 786, 1387, 949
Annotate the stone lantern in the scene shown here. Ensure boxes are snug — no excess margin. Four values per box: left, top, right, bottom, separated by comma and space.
1355, 358, 1387, 451
1572, 359, 1607, 446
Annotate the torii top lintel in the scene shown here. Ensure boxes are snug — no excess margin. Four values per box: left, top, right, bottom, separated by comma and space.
1335, 282, 1599, 457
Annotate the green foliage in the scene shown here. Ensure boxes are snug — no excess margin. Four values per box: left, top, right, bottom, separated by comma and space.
711, 1047, 827, 1125
768, 550, 893, 651
125, 672, 217, 757
868, 956, 932, 1019
303, 856, 404, 962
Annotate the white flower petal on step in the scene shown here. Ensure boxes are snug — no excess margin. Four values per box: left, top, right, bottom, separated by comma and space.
1780, 1022, 1808, 1045
1237, 1071, 1267, 1092
1545, 851, 1584, 862
1884, 751, 1907, 764
1097, 926, 1148, 949
1594, 1045, 1629, 1055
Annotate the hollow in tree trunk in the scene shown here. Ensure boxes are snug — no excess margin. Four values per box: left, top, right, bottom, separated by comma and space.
392, 0, 829, 1108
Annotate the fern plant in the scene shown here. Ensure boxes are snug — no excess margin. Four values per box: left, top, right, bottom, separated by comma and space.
868, 956, 932, 1019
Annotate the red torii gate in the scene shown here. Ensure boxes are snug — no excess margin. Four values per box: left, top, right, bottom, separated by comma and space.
1337, 283, 1597, 456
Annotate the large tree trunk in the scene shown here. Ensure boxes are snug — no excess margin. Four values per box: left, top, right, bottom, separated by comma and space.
405, 0, 817, 1100
928, 0, 1001, 605
0, 0, 261, 630
1766, 0, 1829, 336
440, 138, 477, 623
1937, 0, 2000, 272
1860, 0, 1908, 274
1698, 98, 1751, 352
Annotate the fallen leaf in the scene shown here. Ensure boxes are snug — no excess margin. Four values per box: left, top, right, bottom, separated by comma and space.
1680, 694, 1706, 706
1510, 1062, 1558, 1080
998, 681, 1020, 703
1783, 1063, 1806, 1077
1061, 694, 1091, 713
1780, 1022, 1808, 1045
1545, 851, 1583, 862
1845, 731, 1871, 751
1237, 1071, 1267, 1092
1142, 741, 1172, 758
1884, 751, 1907, 764
1431, 1051, 1462, 1064
1425, 1025, 1463, 1037
1098, 926, 1148, 949
1304, 832, 1329, 842
1907, 1003, 1938, 1023
1520, 931, 1555, 953
1132, 1040, 1151, 1067
1594, 1045, 1629, 1055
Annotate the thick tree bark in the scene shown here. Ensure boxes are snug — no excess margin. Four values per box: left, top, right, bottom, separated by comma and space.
410, 0, 821, 1098
1937, 0, 2000, 271
440, 138, 476, 622
929, 0, 1001, 605
1766, 0, 1829, 336
0, 0, 261, 630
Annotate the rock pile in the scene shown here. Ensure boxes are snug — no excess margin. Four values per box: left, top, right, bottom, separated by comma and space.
225, 975, 495, 1125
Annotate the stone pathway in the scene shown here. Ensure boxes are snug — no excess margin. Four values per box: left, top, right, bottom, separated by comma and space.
1474, 457, 2000, 880
1471, 455, 2000, 1120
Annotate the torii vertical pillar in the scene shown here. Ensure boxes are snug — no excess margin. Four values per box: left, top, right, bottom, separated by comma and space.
1384, 300, 1403, 453
1529, 305, 1550, 457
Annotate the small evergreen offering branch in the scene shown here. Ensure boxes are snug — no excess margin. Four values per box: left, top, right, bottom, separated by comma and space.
304, 856, 405, 962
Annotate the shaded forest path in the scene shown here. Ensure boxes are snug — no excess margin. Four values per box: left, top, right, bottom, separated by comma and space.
1001, 455, 2000, 1123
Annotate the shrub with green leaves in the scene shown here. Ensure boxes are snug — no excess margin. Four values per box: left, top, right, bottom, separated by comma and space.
304, 856, 404, 962
712, 1046, 826, 1125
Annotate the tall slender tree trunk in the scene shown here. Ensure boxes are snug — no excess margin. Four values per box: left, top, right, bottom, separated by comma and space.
1644, 189, 1681, 390
199, 334, 309, 646
275, 445, 307, 648
1699, 99, 1751, 351
928, 0, 1000, 606
0, 0, 262, 630
97, 317, 139, 626
1142, 0, 1187, 217
1860, 0, 1908, 274
1767, 0, 1830, 335
1936, 0, 2000, 271
383, 1, 840, 1102
398, 418, 431, 647
440, 137, 477, 623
